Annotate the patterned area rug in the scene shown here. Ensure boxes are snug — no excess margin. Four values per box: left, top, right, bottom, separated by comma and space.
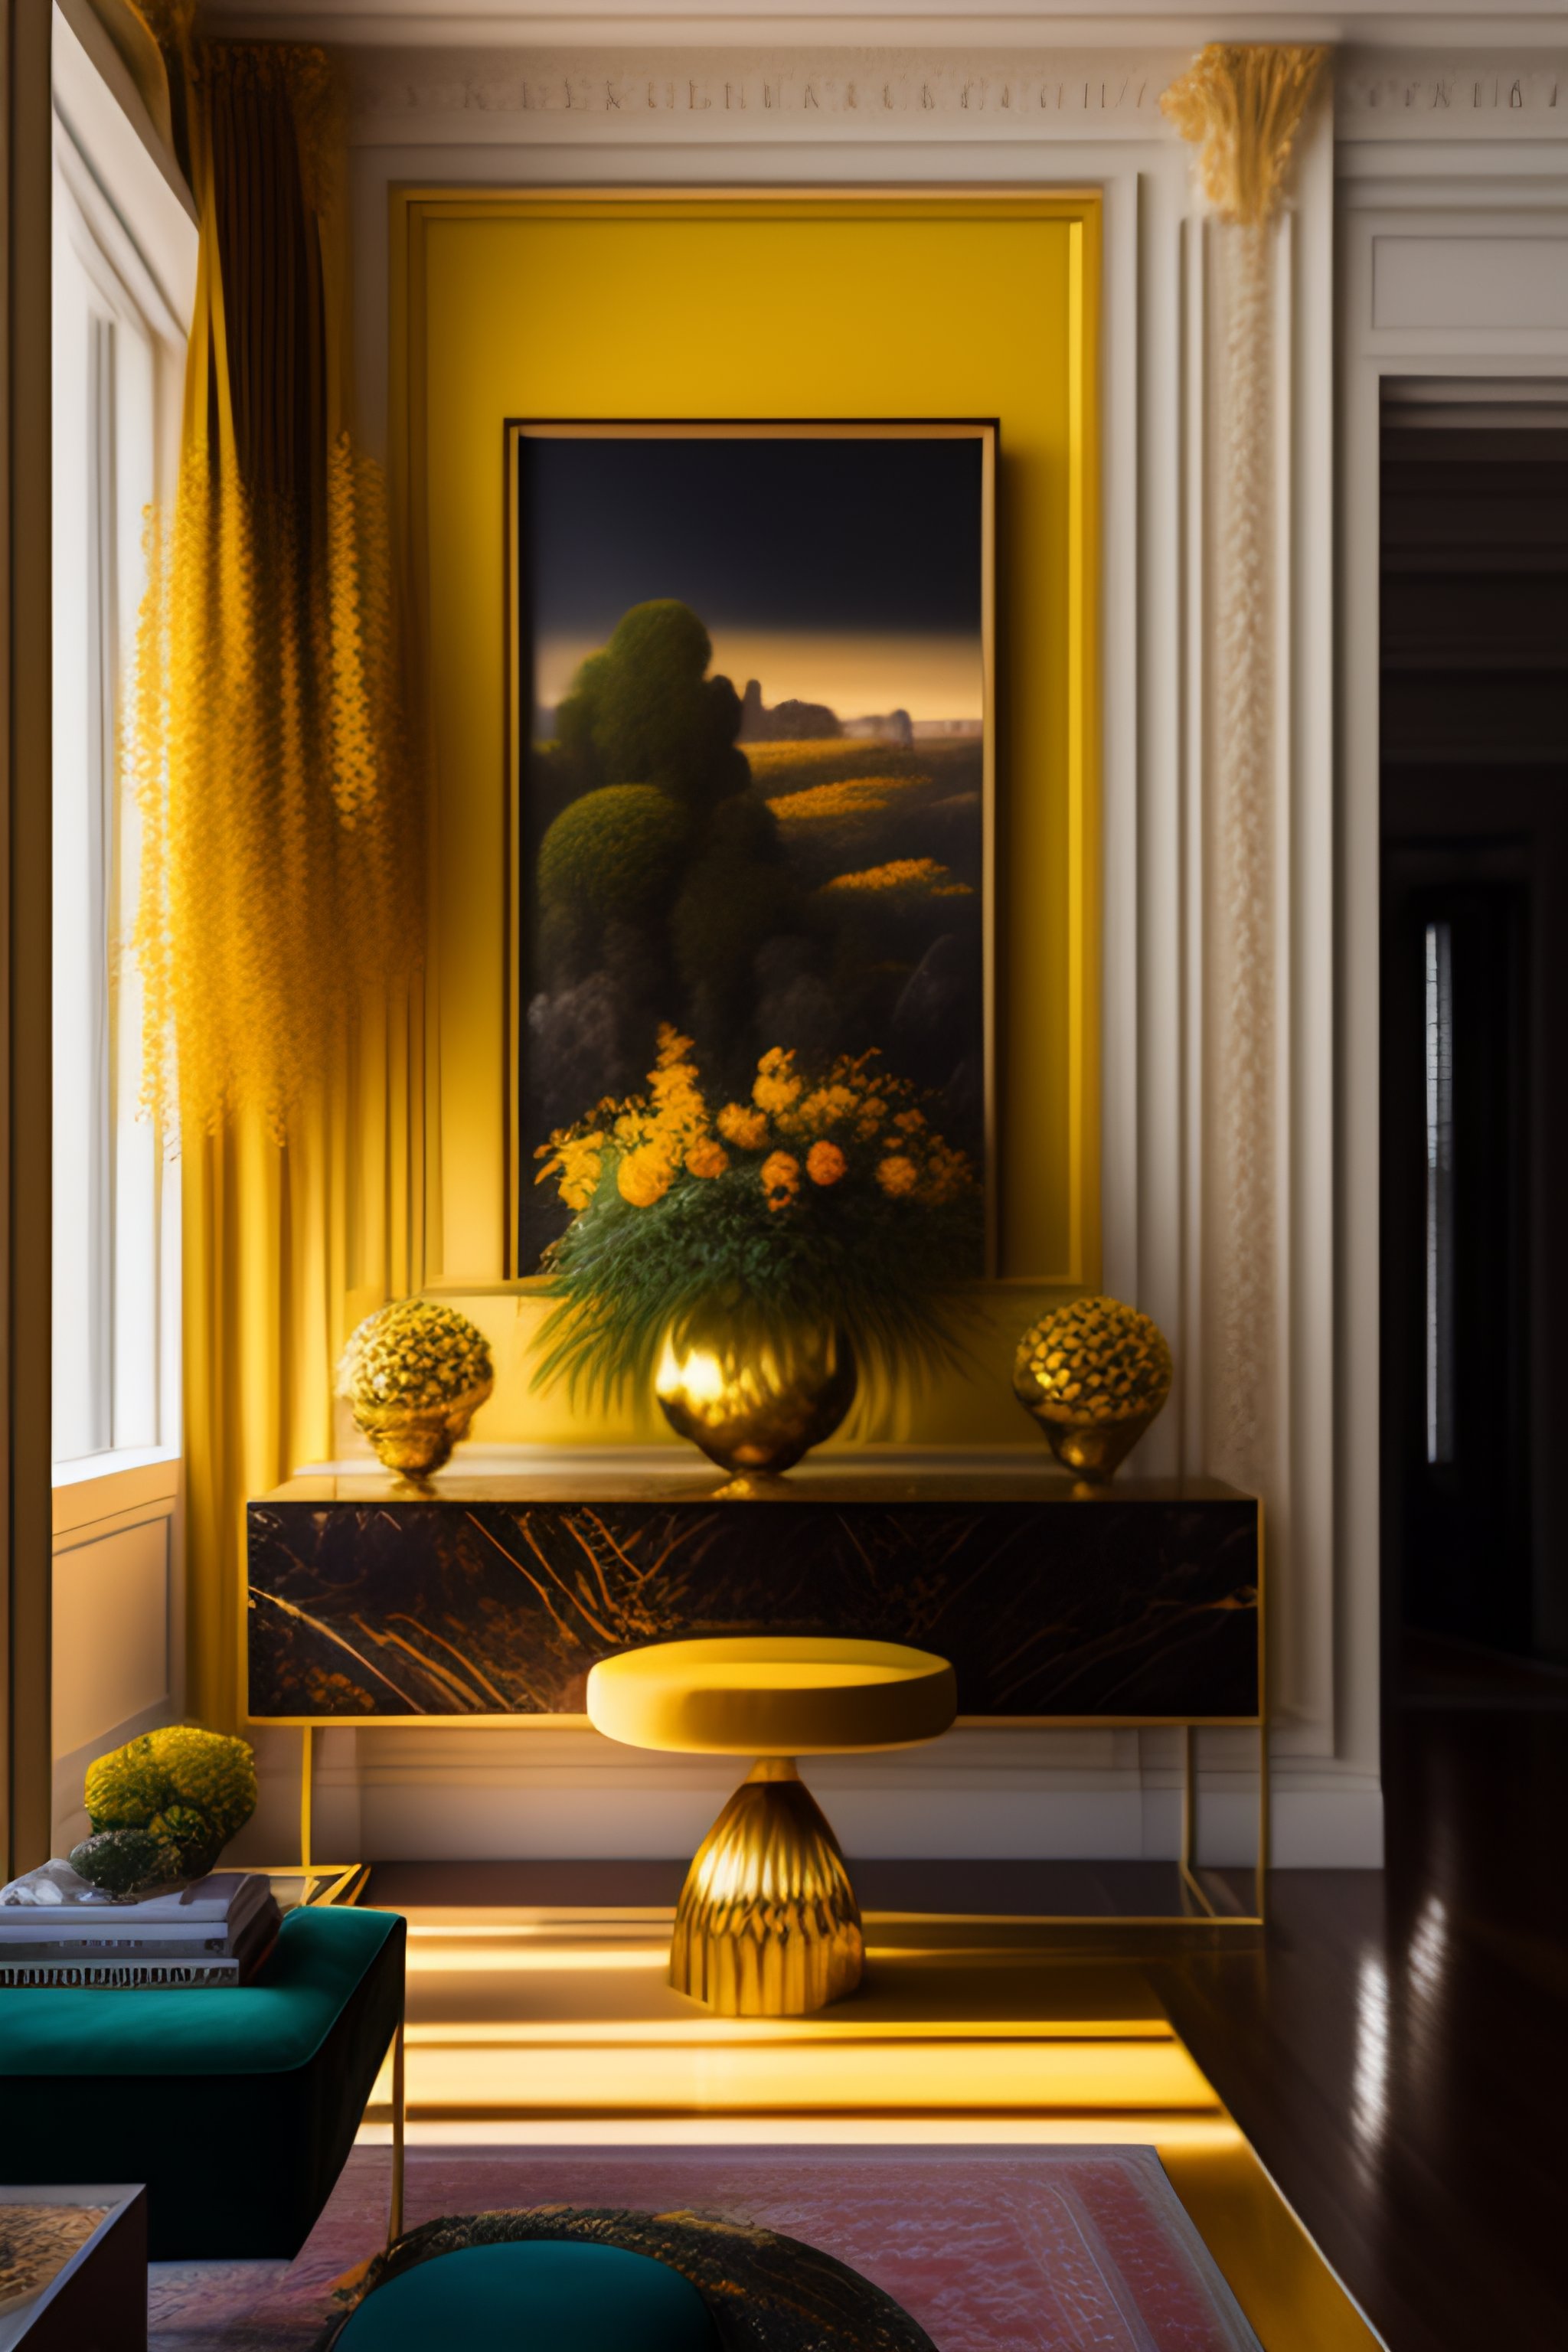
149, 2145, 1260, 2350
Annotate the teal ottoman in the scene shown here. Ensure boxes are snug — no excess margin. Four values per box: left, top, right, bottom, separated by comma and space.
334, 2240, 720, 2350
0, 1903, 404, 2259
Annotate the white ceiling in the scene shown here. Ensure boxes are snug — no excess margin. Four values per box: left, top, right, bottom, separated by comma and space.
192, 3, 1568, 51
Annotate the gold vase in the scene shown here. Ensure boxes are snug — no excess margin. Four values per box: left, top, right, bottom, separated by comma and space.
668, 1759, 864, 2016
655, 1319, 856, 1479
1013, 1296, 1173, 1482
351, 1380, 494, 1484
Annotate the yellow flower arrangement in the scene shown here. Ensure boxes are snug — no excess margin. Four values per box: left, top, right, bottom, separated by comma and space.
717, 1102, 769, 1149
876, 1154, 920, 1198
822, 858, 974, 899
752, 1047, 805, 1117
530, 1028, 984, 1404
618, 1145, 676, 1207
760, 1150, 802, 1210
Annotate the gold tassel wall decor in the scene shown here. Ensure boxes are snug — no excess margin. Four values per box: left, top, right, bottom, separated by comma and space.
1161, 44, 1328, 227
1161, 44, 1327, 1501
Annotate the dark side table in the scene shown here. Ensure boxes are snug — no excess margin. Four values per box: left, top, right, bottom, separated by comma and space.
0, 2185, 145, 2352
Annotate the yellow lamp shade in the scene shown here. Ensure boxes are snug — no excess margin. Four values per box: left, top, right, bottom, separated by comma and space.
586, 1636, 957, 1757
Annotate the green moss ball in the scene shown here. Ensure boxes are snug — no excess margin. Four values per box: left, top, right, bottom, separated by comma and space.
70, 1827, 185, 1897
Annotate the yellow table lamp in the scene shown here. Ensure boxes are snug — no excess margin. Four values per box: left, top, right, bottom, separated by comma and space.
586, 1635, 957, 2017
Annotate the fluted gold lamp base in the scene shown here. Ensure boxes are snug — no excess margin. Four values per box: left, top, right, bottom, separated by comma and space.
669, 1759, 863, 2017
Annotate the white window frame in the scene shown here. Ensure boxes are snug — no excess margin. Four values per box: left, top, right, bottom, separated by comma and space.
51, 0, 196, 1498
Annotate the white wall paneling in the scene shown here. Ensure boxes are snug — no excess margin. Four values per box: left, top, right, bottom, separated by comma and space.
50, 1457, 183, 1854
312, 33, 1392, 1867
1372, 231, 1568, 332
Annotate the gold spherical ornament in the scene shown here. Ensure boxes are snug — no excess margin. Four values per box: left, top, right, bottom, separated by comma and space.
337, 1299, 494, 1484
1013, 1295, 1173, 1481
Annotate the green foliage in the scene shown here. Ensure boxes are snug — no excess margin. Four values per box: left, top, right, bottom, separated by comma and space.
70, 1827, 185, 1897
146, 1803, 225, 1877
671, 793, 796, 1002
534, 1155, 981, 1410
537, 784, 691, 921
554, 600, 749, 808
84, 1725, 257, 1881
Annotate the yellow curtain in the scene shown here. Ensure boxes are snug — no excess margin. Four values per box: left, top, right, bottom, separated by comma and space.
132, 35, 426, 1726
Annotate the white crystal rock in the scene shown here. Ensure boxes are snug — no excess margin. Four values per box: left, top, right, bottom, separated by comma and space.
0, 1857, 102, 1906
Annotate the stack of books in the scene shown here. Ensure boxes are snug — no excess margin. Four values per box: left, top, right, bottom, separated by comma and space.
0, 1872, 280, 1988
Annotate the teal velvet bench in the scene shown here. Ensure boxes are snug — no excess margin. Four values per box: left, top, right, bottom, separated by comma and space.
332, 2241, 720, 2350
0, 1903, 404, 2260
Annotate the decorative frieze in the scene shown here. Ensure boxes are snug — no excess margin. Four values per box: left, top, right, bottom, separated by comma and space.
348, 48, 1191, 140
1337, 54, 1566, 138
348, 45, 1568, 147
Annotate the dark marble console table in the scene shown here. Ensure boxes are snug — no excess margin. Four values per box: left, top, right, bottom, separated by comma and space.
245, 1464, 1260, 1726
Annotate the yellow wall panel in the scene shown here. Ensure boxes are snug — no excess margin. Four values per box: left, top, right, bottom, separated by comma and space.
397, 191, 1099, 1442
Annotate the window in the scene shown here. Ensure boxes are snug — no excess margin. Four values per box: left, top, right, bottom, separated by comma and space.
51, 8, 192, 1470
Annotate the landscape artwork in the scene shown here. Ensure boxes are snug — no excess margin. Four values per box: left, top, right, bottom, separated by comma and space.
508, 422, 995, 1272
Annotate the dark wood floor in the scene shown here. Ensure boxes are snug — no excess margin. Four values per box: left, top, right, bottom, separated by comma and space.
367, 1653, 1568, 2350
1152, 1657, 1568, 2352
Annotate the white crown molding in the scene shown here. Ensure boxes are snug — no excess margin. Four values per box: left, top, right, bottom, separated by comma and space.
348, 46, 1196, 139
199, 5, 1568, 54
1338, 50, 1567, 136
346, 41, 1568, 144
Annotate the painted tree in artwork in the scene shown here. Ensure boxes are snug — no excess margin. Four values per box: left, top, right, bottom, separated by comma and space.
528, 603, 793, 1223
554, 599, 750, 807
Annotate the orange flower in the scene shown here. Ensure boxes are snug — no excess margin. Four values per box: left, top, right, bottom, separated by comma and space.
717, 1102, 769, 1151
760, 1150, 801, 1210
876, 1154, 919, 1199
753, 1046, 804, 1116
920, 1143, 972, 1205
806, 1140, 847, 1187
684, 1138, 729, 1180
617, 1146, 675, 1208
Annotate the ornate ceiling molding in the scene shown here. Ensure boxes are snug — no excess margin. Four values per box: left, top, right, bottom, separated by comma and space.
347, 44, 1568, 145
1336, 51, 1566, 138
348, 47, 1193, 140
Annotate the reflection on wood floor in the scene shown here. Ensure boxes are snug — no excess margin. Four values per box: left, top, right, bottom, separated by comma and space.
358, 1893, 1379, 2350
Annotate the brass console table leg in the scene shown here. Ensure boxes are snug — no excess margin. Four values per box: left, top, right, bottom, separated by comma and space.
299, 1725, 313, 1885
1179, 1721, 1269, 1926
1178, 1724, 1218, 1919
669, 1757, 864, 2017
387, 2012, 406, 2245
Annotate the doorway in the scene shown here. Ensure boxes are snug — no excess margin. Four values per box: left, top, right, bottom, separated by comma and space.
1380, 382, 1568, 1687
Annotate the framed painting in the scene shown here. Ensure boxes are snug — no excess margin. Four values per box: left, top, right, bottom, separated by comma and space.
505, 420, 996, 1276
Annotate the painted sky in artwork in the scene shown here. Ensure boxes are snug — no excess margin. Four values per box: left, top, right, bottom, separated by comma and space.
522, 433, 985, 724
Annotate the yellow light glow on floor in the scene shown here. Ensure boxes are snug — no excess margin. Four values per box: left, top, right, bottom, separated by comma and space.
407, 1944, 669, 1974
361, 1905, 1385, 2352
393, 2035, 1217, 2117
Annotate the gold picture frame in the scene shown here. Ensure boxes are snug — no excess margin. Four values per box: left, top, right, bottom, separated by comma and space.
390, 186, 1100, 1323
504, 417, 998, 1278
